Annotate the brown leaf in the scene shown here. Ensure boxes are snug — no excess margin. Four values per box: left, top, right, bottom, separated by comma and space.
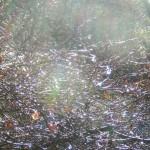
32, 111, 39, 120
0, 55, 3, 63
103, 91, 111, 100
48, 123, 57, 131
5, 119, 14, 128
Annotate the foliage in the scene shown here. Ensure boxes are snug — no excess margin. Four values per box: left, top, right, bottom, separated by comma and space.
0, 0, 150, 149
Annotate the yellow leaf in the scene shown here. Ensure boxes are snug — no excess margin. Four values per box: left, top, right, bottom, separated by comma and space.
32, 111, 39, 120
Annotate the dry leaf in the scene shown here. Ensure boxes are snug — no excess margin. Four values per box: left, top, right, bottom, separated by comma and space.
5, 66, 10, 70
146, 64, 150, 69
5, 119, 14, 128
125, 79, 128, 83
103, 91, 111, 100
63, 105, 72, 113
32, 111, 39, 120
0, 55, 3, 63
48, 123, 57, 131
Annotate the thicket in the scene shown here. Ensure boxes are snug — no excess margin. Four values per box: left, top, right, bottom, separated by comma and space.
0, 0, 150, 149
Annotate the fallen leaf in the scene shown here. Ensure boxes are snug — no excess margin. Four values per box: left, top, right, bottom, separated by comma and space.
32, 111, 39, 120
0, 55, 3, 63
5, 66, 10, 70
48, 123, 57, 131
146, 64, 150, 69
103, 91, 111, 100
63, 105, 72, 113
5, 119, 14, 128
0, 67, 3, 74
